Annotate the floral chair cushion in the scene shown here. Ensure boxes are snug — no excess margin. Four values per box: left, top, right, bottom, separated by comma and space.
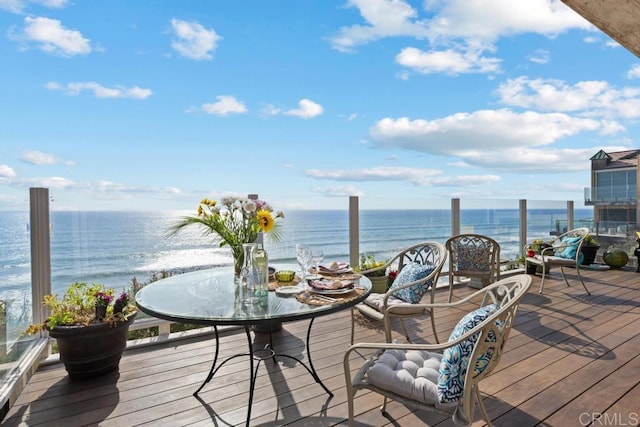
437, 303, 500, 403
456, 246, 491, 271
388, 262, 435, 304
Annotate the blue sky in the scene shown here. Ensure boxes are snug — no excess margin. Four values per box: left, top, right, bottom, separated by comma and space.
0, 0, 638, 212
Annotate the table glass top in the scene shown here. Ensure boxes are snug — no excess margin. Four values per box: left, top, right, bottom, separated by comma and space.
135, 265, 371, 325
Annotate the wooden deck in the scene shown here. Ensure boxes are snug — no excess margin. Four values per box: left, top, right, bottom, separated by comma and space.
4, 266, 640, 426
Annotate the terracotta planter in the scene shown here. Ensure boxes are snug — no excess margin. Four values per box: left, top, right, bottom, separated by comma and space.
48, 311, 137, 380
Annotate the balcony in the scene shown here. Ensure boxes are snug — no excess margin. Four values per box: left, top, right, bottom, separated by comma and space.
3, 267, 639, 425
3, 190, 640, 425
584, 187, 637, 206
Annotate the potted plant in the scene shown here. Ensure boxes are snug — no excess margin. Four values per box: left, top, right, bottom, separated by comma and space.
525, 239, 554, 274
354, 255, 393, 293
580, 235, 600, 265
27, 281, 137, 380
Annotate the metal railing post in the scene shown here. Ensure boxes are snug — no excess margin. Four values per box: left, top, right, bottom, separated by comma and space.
451, 198, 460, 236
349, 196, 359, 268
519, 199, 527, 256
567, 200, 574, 231
30, 188, 51, 329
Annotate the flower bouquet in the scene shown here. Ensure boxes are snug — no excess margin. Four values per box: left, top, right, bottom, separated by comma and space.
168, 196, 284, 278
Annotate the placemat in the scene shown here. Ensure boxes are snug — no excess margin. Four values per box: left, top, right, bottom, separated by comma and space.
268, 276, 301, 291
295, 287, 366, 306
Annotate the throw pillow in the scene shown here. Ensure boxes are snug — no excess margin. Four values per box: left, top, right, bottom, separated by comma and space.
437, 303, 500, 403
388, 262, 435, 304
457, 246, 491, 271
555, 236, 584, 263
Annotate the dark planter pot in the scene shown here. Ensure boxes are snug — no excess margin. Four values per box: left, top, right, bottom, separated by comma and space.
47, 311, 137, 380
581, 245, 600, 266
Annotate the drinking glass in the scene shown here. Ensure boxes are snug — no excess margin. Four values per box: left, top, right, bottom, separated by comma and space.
311, 248, 324, 278
295, 244, 312, 282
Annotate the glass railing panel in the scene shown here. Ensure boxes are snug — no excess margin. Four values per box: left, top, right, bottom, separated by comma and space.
526, 200, 572, 240
0, 210, 36, 386
356, 195, 451, 263
584, 185, 637, 203
459, 199, 520, 261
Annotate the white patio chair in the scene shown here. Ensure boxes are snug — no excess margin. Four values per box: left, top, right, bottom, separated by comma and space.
344, 274, 532, 427
524, 227, 591, 295
351, 242, 447, 344
446, 234, 501, 303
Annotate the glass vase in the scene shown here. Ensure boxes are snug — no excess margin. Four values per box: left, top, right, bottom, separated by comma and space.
252, 241, 269, 307
241, 243, 258, 305
232, 245, 244, 285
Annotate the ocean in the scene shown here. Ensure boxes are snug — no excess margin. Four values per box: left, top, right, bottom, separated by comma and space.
1, 208, 593, 302
0, 207, 594, 344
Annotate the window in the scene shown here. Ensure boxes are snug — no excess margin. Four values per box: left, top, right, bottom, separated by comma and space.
595, 169, 637, 201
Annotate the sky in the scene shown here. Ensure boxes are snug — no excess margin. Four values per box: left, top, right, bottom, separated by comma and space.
0, 0, 639, 212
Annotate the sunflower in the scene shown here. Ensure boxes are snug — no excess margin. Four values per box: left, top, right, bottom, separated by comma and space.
256, 209, 275, 232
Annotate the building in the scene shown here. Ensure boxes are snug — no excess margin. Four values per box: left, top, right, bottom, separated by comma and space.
586, 149, 639, 235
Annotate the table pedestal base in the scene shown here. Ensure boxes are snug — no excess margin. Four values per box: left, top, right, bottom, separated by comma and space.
253, 319, 282, 333
193, 318, 331, 426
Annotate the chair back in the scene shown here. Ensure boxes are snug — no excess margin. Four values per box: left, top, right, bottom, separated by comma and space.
389, 241, 447, 290
549, 227, 590, 260
446, 233, 500, 280
454, 275, 531, 424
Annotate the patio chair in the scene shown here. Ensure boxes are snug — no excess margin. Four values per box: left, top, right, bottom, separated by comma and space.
446, 234, 501, 303
344, 274, 532, 427
351, 242, 447, 344
524, 227, 591, 295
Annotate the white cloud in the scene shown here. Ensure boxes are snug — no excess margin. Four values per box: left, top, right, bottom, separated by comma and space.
423, 0, 590, 42
199, 95, 247, 116
0, 164, 16, 177
0, 0, 26, 12
284, 99, 323, 119
627, 65, 640, 79
260, 103, 281, 117
0, 0, 68, 13
307, 166, 441, 184
170, 18, 221, 60
528, 49, 550, 64
331, 0, 592, 76
605, 39, 621, 49
47, 81, 153, 99
21, 150, 57, 165
10, 175, 183, 200
396, 46, 501, 75
497, 76, 640, 119
329, 0, 430, 53
367, 109, 622, 173
370, 110, 603, 153
306, 166, 500, 187
461, 146, 597, 173
10, 16, 91, 56
311, 185, 364, 197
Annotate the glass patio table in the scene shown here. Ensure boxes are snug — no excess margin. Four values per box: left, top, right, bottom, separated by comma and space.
135, 264, 371, 426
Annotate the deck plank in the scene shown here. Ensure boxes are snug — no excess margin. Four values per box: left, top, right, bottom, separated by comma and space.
3, 266, 639, 426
